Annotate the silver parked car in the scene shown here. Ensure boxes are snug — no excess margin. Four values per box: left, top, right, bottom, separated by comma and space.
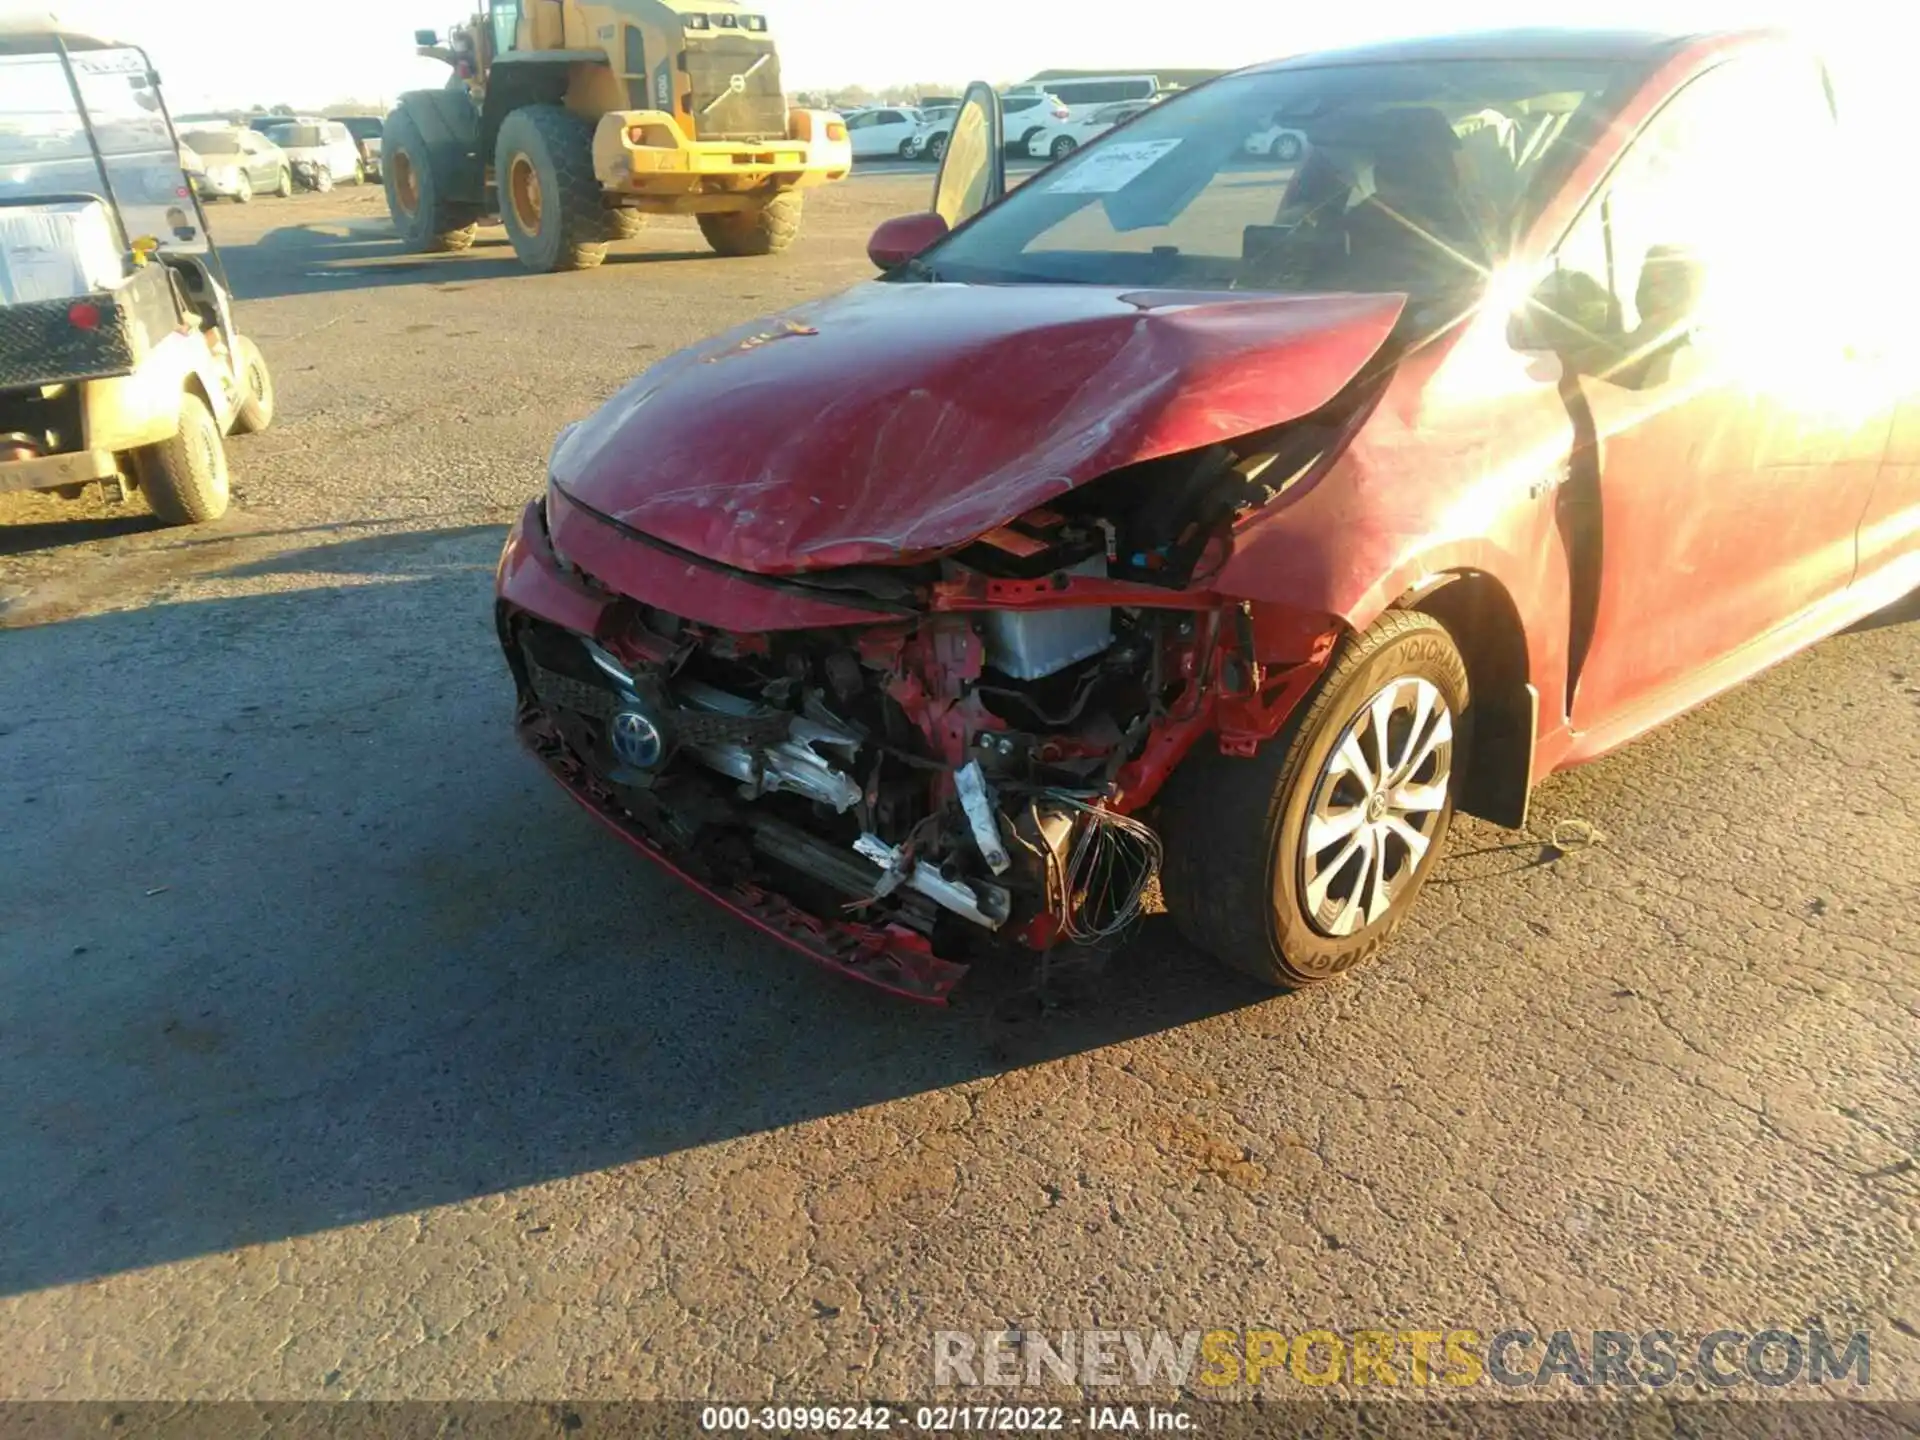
178, 127, 292, 202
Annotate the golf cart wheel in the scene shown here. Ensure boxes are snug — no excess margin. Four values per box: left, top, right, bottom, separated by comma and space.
605, 207, 646, 240
1159, 610, 1469, 988
382, 108, 481, 253
136, 391, 230, 526
233, 171, 253, 204
698, 193, 802, 257
1050, 134, 1077, 161
1273, 132, 1304, 163
927, 132, 948, 161
495, 105, 608, 273
231, 336, 276, 436
276, 167, 293, 198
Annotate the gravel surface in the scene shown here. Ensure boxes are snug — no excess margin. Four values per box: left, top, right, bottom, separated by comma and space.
1, 178, 1915, 1404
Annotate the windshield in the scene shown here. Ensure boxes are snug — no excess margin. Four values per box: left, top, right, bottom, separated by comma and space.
0, 47, 202, 250
184, 129, 243, 155
926, 58, 1634, 300
269, 125, 326, 148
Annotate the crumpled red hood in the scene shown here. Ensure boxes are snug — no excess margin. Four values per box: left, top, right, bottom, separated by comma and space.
552, 280, 1405, 574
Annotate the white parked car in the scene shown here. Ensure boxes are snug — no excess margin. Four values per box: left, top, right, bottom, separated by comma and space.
1005, 74, 1159, 123
1243, 121, 1308, 163
844, 106, 924, 160
1025, 99, 1154, 161
263, 119, 366, 185
179, 127, 292, 202
902, 105, 959, 160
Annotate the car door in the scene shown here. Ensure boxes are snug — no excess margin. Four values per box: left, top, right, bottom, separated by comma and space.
236, 131, 270, 186
1545, 48, 1877, 732
845, 110, 880, 158
328, 124, 359, 177
871, 110, 910, 157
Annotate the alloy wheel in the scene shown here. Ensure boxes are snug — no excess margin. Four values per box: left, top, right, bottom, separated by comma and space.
1299, 675, 1454, 937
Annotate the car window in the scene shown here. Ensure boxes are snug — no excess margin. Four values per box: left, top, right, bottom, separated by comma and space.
928, 58, 1631, 297
1550, 51, 1837, 348
185, 130, 241, 156
878, 110, 902, 125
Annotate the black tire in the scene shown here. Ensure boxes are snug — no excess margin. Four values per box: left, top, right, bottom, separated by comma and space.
1050, 134, 1077, 161
897, 138, 916, 158
495, 104, 608, 273
276, 167, 293, 198
231, 335, 275, 436
697, 193, 802, 257
1159, 610, 1469, 988
382, 107, 481, 253
604, 207, 646, 240
927, 132, 948, 161
1273, 132, 1304, 163
135, 391, 230, 526
232, 171, 253, 204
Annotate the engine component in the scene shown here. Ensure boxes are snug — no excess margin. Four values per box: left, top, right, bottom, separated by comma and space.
953, 760, 1011, 874
980, 557, 1114, 680
853, 833, 1011, 930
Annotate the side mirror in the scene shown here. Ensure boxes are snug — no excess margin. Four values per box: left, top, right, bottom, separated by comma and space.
868, 212, 950, 270
413, 28, 439, 45
931, 80, 1005, 230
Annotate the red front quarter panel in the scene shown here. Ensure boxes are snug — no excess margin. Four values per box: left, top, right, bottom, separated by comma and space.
1219, 311, 1578, 725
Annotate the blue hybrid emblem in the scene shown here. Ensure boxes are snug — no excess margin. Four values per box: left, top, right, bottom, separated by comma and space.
609, 708, 664, 769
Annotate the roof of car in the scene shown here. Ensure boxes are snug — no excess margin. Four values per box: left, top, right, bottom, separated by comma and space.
1247, 27, 1765, 72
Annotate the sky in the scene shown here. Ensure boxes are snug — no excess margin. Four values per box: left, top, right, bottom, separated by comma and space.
7, 0, 1915, 119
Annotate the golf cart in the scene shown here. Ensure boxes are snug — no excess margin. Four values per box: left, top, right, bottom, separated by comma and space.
0, 22, 274, 525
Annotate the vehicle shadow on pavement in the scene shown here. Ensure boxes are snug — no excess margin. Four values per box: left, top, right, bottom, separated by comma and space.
0, 511, 167, 559
223, 228, 730, 301
0, 527, 1268, 1297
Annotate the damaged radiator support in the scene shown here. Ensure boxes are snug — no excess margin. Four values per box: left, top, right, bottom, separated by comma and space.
746, 814, 1011, 932
564, 640, 1012, 933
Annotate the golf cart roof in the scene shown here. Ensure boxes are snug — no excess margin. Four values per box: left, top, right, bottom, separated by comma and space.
0, 15, 130, 54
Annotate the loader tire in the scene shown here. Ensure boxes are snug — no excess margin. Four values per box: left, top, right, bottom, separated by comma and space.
383, 108, 480, 253
698, 193, 802, 257
136, 391, 230, 526
230, 336, 276, 436
604, 208, 647, 240
496, 105, 608, 273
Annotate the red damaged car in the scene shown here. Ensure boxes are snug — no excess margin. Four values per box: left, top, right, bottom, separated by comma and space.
495, 29, 1920, 1002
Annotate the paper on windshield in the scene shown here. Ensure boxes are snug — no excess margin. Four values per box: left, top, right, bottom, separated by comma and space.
1043, 139, 1182, 194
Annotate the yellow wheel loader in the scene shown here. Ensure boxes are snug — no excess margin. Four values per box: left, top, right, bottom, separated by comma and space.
382, 0, 851, 272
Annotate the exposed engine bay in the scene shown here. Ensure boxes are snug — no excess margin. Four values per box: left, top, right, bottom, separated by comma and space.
500, 408, 1366, 1001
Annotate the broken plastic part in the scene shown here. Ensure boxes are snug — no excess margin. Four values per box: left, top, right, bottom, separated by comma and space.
853, 833, 1010, 930
954, 760, 1011, 875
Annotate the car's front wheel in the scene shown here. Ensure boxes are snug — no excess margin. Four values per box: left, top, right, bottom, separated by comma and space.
232, 172, 252, 204
1160, 609, 1468, 987
1049, 134, 1077, 161
276, 167, 293, 198
1272, 132, 1304, 163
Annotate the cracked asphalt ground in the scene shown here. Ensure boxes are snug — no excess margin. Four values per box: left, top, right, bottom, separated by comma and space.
1, 176, 1916, 1406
